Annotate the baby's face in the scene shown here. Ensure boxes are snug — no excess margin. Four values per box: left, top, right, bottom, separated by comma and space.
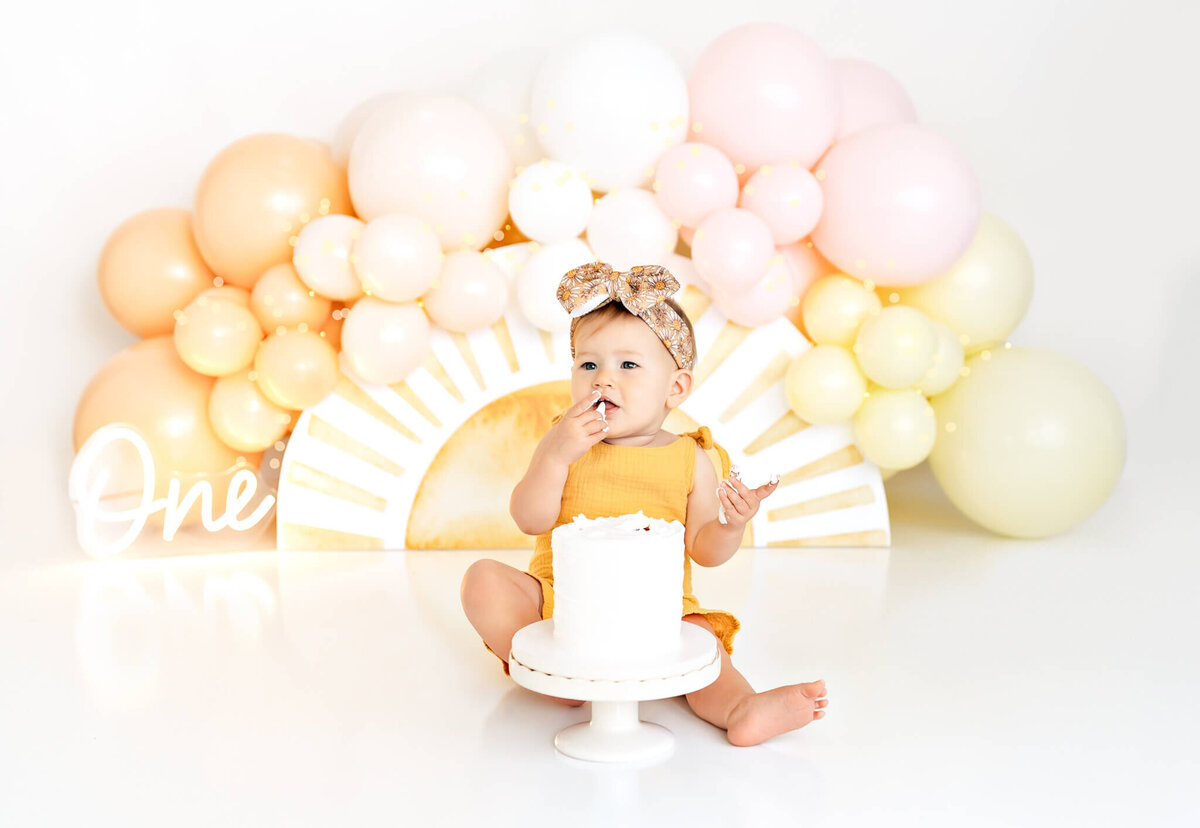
571, 313, 687, 440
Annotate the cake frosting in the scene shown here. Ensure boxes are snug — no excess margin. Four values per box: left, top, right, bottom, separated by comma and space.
551, 511, 684, 664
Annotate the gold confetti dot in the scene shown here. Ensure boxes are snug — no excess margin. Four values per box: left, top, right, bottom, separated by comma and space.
288, 235, 298, 247
276, 326, 286, 336
274, 441, 286, 452
235, 456, 247, 468
945, 422, 957, 432
297, 322, 309, 333
212, 277, 224, 287
322, 239, 334, 255
517, 113, 529, 124
959, 334, 971, 346
688, 145, 701, 157
268, 458, 280, 470
789, 160, 801, 169
650, 121, 659, 131
1004, 341, 1013, 349
565, 122, 575, 132
863, 279, 875, 291
888, 292, 900, 303
247, 371, 258, 382
744, 184, 756, 196
788, 196, 801, 207
493, 230, 505, 241
299, 212, 310, 223
423, 191, 433, 202
734, 164, 746, 175
855, 259, 867, 270
814, 168, 826, 181
458, 189, 467, 200
760, 164, 773, 176
960, 366, 971, 377
546, 98, 556, 110
692, 122, 703, 133
514, 135, 526, 146
537, 124, 548, 135
980, 350, 992, 360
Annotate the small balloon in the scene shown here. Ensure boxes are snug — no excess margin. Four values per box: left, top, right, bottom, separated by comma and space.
173, 292, 263, 377
586, 189, 677, 270
254, 329, 339, 410
854, 305, 937, 389
853, 387, 937, 470
508, 159, 594, 244
652, 142, 739, 229
516, 239, 596, 332
250, 263, 332, 330
784, 345, 867, 424
209, 371, 291, 452
340, 297, 432, 385
918, 320, 966, 397
354, 213, 444, 303
712, 254, 794, 327
739, 162, 823, 245
422, 251, 509, 332
292, 214, 365, 301
691, 207, 775, 292
802, 274, 882, 347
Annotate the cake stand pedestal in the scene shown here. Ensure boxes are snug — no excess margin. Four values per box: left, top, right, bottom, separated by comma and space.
509, 620, 720, 764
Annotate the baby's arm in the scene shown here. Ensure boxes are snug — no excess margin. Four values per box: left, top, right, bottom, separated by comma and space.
686, 446, 779, 566
509, 391, 607, 535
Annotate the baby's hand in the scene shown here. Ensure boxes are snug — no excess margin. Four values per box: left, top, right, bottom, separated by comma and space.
717, 466, 779, 529
542, 390, 608, 466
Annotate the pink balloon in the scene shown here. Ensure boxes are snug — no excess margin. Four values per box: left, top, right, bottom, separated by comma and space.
712, 255, 795, 327
811, 123, 980, 287
739, 164, 824, 245
653, 142, 739, 228
832, 58, 918, 142
422, 251, 509, 332
690, 208, 776, 292
688, 23, 839, 170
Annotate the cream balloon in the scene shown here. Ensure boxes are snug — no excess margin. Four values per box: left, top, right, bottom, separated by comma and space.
918, 320, 966, 396
928, 347, 1125, 538
347, 95, 512, 251
784, 345, 867, 424
531, 32, 689, 192
208, 371, 291, 452
508, 160, 594, 244
292, 214, 365, 301
254, 329, 339, 410
854, 305, 937, 388
516, 238, 596, 332
896, 212, 1034, 354
802, 274, 882, 346
354, 214, 443, 302
853, 387, 937, 470
340, 297, 432, 385
422, 251, 509, 332
250, 263, 332, 331
586, 189, 677, 269
331, 91, 411, 168
173, 293, 263, 377
98, 208, 216, 338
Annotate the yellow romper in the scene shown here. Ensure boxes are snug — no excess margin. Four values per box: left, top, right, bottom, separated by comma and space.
493, 425, 741, 673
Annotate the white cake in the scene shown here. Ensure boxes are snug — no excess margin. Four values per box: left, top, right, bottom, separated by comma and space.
551, 511, 685, 664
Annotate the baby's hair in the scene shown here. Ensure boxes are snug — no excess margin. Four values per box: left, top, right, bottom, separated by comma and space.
569, 298, 696, 371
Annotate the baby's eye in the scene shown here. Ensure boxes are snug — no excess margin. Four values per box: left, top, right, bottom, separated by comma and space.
621, 361, 638, 369
580, 361, 596, 370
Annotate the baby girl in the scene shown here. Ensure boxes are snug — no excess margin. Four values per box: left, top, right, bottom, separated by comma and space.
460, 262, 827, 746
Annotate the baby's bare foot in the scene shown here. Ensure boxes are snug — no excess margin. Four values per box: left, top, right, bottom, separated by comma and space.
725, 680, 828, 747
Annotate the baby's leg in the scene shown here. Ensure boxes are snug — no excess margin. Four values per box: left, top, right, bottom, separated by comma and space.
459, 559, 582, 706
682, 614, 827, 746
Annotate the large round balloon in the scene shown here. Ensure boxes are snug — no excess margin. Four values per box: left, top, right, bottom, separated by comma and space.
688, 22, 839, 170
193, 134, 351, 289
928, 347, 1126, 538
74, 336, 252, 480
347, 95, 512, 251
531, 32, 689, 192
895, 212, 1034, 354
811, 122, 980, 287
98, 208, 216, 338
830, 58, 917, 142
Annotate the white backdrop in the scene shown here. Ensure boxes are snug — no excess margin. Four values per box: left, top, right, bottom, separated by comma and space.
3, 0, 1196, 564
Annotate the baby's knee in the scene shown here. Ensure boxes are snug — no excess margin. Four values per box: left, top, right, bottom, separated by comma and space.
460, 559, 510, 611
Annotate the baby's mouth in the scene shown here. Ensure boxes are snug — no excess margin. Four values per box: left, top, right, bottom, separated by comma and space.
593, 397, 619, 413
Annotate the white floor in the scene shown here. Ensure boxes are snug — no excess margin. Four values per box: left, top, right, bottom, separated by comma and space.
2, 454, 1197, 827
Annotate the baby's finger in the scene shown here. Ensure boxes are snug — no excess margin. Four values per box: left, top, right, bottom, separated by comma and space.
754, 479, 780, 498
720, 481, 748, 511
570, 390, 602, 417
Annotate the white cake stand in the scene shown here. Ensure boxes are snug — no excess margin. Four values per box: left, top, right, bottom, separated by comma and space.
508, 619, 720, 764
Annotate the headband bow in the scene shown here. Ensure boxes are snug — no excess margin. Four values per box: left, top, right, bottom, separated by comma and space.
557, 262, 695, 370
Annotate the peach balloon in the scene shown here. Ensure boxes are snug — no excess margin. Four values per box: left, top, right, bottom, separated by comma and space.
208, 371, 291, 452
652, 142, 739, 228
193, 133, 352, 289
173, 293, 263, 377
739, 163, 824, 245
340, 297, 432, 385
98, 208, 215, 337
74, 336, 251, 480
348, 95, 512, 251
691, 207, 775, 292
292, 214, 366, 301
831, 58, 918, 142
354, 214, 444, 302
254, 329, 339, 410
201, 285, 251, 307
422, 251, 509, 332
811, 122, 981, 287
688, 23, 839, 169
711, 254, 795, 327
250, 263, 332, 331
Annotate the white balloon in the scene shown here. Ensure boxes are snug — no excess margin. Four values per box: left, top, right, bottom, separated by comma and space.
464, 49, 546, 168
586, 189, 677, 270
354, 214, 444, 302
516, 238, 596, 332
531, 32, 689, 192
508, 159, 594, 244
340, 297, 431, 385
331, 91, 411, 169
292, 215, 365, 301
348, 94, 512, 251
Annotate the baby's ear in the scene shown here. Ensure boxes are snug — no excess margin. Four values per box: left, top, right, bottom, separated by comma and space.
667, 368, 694, 408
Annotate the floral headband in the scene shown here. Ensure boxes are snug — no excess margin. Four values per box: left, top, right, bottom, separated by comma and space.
556, 262, 695, 371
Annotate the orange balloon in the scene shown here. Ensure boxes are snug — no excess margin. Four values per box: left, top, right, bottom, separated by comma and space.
98, 208, 216, 337
250, 263, 333, 331
193, 134, 352, 289
254, 329, 339, 410
209, 371, 291, 452
74, 336, 256, 478
173, 293, 264, 377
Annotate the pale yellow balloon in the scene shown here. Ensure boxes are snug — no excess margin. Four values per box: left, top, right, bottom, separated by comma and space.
854, 305, 937, 388
784, 345, 868, 424
896, 212, 1034, 354
173, 293, 264, 377
801, 274, 882, 346
98, 208, 216, 337
250, 263, 333, 330
853, 387, 937, 470
208, 371, 292, 452
193, 133, 352, 289
929, 347, 1125, 538
918, 320, 966, 396
254, 329, 339, 410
